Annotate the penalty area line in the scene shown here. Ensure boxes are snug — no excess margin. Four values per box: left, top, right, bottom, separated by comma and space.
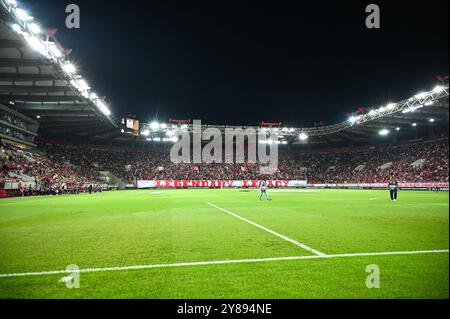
0, 249, 448, 278
206, 201, 326, 256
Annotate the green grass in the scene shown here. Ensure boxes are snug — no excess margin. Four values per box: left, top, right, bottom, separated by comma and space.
0, 189, 448, 298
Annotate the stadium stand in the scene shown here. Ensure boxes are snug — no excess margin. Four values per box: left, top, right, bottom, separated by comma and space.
3, 138, 447, 196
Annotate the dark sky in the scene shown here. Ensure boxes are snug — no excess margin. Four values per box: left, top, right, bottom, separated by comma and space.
20, 0, 449, 127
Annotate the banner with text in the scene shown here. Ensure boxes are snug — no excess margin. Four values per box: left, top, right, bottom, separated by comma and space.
137, 180, 308, 189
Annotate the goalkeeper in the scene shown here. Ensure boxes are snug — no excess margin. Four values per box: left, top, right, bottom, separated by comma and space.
259, 181, 271, 201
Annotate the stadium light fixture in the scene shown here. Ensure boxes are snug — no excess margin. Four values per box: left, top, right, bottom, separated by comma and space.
63, 62, 77, 75
5, 0, 18, 6
433, 85, 445, 94
160, 123, 168, 129
386, 103, 396, 110
26, 35, 48, 56
94, 100, 111, 116
48, 43, 63, 58
412, 123, 417, 127
14, 8, 34, 21
414, 92, 428, 99
429, 118, 435, 123
368, 110, 377, 116
424, 101, 434, 106
36, 115, 40, 119
150, 122, 160, 130
395, 127, 400, 131
348, 116, 357, 124
299, 133, 309, 141
76, 78, 90, 91
377, 106, 386, 112
153, 137, 162, 142
141, 130, 150, 137
378, 129, 390, 136
402, 105, 423, 114
28, 23, 42, 34
10, 24, 22, 34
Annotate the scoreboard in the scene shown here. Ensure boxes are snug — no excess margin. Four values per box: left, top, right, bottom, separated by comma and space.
121, 117, 140, 135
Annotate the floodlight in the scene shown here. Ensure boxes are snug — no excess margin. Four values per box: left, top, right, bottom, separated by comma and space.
48, 43, 63, 57
95, 100, 111, 116
433, 85, 445, 94
412, 123, 417, 127
14, 8, 33, 21
11, 24, 23, 34
28, 23, 42, 34
76, 79, 90, 91
378, 129, 389, 136
63, 62, 76, 75
414, 92, 428, 99
141, 130, 150, 137
386, 103, 396, 110
429, 118, 435, 123
299, 133, 309, 141
150, 122, 160, 130
5, 0, 18, 6
26, 35, 47, 56
368, 110, 377, 116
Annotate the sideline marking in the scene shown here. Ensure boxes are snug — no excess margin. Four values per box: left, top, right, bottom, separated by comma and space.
0, 249, 447, 278
207, 201, 326, 256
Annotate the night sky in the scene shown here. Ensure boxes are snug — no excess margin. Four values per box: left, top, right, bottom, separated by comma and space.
20, 0, 449, 127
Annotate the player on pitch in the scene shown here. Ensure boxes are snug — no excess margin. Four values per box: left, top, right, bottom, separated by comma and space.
388, 177, 399, 202
259, 181, 271, 201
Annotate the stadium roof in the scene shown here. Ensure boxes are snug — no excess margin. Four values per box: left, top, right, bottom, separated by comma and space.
0, 0, 118, 139
0, 0, 448, 147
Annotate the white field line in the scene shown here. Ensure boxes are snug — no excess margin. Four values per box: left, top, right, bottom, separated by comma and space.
0, 249, 447, 278
206, 201, 326, 256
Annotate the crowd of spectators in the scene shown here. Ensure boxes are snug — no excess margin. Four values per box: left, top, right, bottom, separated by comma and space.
1, 141, 100, 196
2, 139, 448, 195
36, 138, 449, 184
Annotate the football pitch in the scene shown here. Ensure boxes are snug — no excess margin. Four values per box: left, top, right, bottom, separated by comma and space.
0, 189, 448, 299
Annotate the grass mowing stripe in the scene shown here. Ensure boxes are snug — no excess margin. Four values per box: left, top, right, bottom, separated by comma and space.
206, 201, 326, 256
0, 249, 447, 278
